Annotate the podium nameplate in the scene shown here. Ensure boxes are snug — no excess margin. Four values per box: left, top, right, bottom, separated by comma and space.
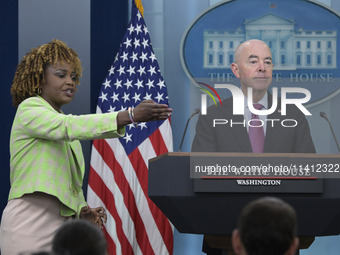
191, 154, 332, 193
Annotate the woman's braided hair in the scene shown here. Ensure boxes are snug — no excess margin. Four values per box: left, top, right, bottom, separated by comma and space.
11, 39, 82, 107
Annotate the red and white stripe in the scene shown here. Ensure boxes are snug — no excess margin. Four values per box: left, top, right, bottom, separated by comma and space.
88, 117, 173, 255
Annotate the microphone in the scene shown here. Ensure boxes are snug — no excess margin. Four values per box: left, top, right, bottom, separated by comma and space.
178, 108, 200, 152
320, 112, 340, 153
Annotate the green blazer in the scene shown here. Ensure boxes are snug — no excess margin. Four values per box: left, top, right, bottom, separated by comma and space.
9, 96, 125, 217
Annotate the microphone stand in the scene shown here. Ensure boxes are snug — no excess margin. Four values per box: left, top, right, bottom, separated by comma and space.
320, 112, 340, 153
178, 109, 200, 152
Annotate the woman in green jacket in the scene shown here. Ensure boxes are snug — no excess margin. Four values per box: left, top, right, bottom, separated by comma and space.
0, 39, 172, 255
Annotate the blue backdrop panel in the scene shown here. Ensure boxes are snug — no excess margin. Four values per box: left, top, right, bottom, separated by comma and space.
90, 0, 129, 113
0, 0, 18, 219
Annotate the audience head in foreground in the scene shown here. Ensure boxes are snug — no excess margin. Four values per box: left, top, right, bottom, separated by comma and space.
232, 197, 299, 255
52, 219, 107, 255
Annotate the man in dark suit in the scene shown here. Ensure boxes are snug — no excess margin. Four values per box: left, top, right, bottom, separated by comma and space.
191, 39, 315, 254
192, 94, 315, 153
192, 39, 315, 154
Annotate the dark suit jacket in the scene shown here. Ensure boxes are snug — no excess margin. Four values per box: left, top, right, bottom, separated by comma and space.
192, 94, 316, 153
192, 94, 315, 254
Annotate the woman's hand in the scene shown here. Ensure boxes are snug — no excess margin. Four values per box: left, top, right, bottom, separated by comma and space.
133, 100, 172, 122
117, 100, 172, 128
80, 206, 107, 228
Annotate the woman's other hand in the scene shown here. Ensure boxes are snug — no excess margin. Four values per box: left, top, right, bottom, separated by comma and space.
80, 206, 107, 228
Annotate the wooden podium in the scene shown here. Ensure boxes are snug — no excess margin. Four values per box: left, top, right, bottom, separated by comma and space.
148, 152, 340, 252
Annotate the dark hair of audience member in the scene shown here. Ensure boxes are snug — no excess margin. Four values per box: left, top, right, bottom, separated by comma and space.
51, 219, 107, 255
239, 197, 297, 255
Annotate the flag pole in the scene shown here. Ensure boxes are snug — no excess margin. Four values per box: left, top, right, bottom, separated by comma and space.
135, 0, 144, 16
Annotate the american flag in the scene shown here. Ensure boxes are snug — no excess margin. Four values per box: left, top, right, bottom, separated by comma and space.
87, 0, 174, 254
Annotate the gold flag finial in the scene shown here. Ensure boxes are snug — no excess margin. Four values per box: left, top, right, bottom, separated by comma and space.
135, 0, 144, 17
